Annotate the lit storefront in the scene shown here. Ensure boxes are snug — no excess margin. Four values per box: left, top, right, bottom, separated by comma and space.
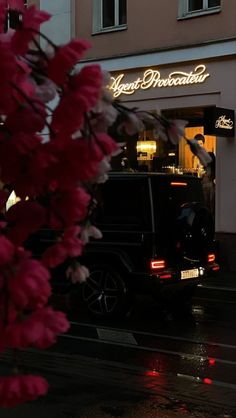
108, 55, 236, 270
109, 63, 219, 176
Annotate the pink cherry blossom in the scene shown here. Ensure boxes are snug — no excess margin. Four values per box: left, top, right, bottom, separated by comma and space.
0, 235, 14, 265
51, 64, 103, 136
90, 71, 118, 133
48, 187, 91, 229
118, 111, 145, 136
5, 306, 69, 349
6, 200, 46, 245
47, 39, 91, 86
34, 77, 58, 103
0, 1, 7, 33
11, 6, 51, 54
42, 226, 83, 268
158, 119, 188, 145
187, 138, 212, 168
66, 263, 90, 284
8, 258, 51, 310
8, 0, 25, 11
81, 224, 103, 245
0, 374, 48, 407
0, 1, 205, 408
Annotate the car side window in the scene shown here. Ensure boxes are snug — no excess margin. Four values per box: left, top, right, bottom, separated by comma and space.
94, 178, 151, 230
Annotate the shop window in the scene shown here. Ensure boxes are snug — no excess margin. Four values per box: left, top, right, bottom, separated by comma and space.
4, 1, 27, 32
93, 0, 127, 34
182, 127, 216, 177
178, 0, 221, 18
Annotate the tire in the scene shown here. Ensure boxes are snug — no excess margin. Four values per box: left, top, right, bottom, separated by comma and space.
82, 265, 130, 319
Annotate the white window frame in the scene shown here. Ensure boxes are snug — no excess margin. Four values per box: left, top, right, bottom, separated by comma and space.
178, 0, 221, 19
93, 0, 127, 34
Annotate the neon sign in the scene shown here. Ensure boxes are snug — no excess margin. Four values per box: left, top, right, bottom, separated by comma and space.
110, 64, 210, 98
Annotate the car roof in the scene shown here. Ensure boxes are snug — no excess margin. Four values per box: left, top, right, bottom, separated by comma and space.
109, 171, 200, 181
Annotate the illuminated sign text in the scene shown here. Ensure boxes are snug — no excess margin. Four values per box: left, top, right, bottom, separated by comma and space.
204, 107, 235, 137
110, 64, 210, 98
215, 115, 233, 130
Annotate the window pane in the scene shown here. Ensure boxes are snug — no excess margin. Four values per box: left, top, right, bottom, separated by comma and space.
95, 178, 151, 230
8, 10, 21, 29
102, 0, 115, 28
188, 0, 203, 11
119, 0, 127, 25
208, 0, 220, 7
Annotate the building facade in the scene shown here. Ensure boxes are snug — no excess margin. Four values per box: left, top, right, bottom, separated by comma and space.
30, 0, 75, 45
40, 1, 236, 270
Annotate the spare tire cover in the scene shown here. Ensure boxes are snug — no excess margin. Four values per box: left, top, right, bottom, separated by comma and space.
176, 202, 214, 259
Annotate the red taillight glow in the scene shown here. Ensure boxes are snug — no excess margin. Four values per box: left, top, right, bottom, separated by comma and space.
170, 182, 187, 187
159, 274, 172, 279
151, 259, 166, 270
146, 370, 160, 377
208, 253, 216, 263
209, 358, 216, 366
203, 378, 213, 385
212, 265, 220, 271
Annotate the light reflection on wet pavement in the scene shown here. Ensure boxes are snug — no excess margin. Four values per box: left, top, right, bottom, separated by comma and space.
12, 286, 233, 417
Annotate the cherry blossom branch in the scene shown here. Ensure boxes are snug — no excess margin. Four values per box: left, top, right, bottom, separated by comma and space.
10, 82, 55, 137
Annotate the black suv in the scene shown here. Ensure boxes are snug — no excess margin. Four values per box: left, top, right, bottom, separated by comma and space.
81, 172, 219, 318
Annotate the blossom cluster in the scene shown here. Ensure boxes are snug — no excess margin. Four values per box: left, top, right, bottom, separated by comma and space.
0, 0, 211, 408
0, 0, 121, 407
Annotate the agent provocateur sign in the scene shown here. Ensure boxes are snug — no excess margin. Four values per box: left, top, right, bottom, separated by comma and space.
215, 115, 234, 130
110, 64, 210, 98
204, 107, 235, 137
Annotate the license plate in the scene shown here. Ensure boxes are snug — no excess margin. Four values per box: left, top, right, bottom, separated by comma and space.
181, 269, 199, 280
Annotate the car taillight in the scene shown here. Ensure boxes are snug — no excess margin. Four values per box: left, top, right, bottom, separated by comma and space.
159, 273, 172, 279
150, 259, 166, 270
170, 181, 187, 187
208, 253, 216, 263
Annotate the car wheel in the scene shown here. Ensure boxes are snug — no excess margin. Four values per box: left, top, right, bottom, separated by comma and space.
82, 265, 130, 319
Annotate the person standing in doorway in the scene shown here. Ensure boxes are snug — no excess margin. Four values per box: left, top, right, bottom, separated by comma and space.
192, 133, 206, 177
192, 134, 216, 217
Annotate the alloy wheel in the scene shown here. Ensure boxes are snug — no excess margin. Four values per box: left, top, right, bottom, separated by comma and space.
82, 267, 125, 317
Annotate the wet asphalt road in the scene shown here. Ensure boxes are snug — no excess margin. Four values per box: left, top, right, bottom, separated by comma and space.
22, 273, 234, 413
58, 279, 236, 388
1, 274, 236, 416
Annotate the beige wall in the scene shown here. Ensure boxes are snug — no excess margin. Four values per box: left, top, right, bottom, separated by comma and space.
75, 0, 236, 60
39, 0, 74, 45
